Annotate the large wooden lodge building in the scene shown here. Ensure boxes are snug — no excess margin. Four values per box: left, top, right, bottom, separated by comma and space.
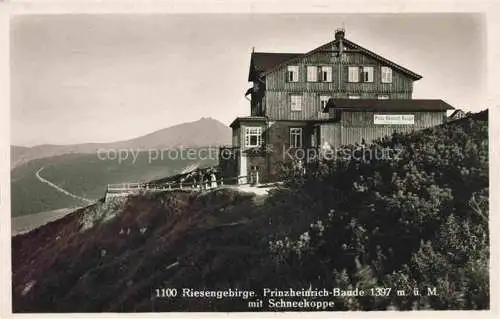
219, 28, 453, 184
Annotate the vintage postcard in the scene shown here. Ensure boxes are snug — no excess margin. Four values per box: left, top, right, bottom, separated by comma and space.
1, 1, 497, 316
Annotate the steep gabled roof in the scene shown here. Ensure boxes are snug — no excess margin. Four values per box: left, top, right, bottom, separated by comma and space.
252, 53, 302, 72
325, 99, 454, 113
249, 52, 302, 81
342, 39, 422, 80
253, 37, 422, 81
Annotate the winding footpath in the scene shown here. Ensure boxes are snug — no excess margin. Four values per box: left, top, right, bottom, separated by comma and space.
35, 167, 94, 204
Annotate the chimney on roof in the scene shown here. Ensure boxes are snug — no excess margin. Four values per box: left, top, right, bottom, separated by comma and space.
335, 27, 345, 40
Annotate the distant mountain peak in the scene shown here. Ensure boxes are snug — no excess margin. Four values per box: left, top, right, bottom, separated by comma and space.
198, 116, 221, 122
11, 118, 232, 167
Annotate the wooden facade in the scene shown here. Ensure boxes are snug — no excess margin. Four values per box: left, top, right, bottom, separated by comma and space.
319, 111, 446, 149
222, 29, 453, 183
256, 40, 416, 121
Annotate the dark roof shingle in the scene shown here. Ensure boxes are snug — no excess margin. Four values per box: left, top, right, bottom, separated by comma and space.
230, 116, 266, 128
326, 99, 454, 113
251, 52, 302, 72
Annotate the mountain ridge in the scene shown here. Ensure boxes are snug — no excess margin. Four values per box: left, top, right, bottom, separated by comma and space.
12, 117, 231, 167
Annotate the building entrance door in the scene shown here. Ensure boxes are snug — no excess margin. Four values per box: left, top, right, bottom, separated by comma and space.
239, 154, 247, 184
311, 126, 320, 148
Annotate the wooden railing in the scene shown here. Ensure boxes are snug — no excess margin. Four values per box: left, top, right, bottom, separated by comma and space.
104, 173, 264, 202
107, 182, 143, 192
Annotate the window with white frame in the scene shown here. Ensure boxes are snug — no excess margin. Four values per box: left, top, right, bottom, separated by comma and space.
287, 65, 299, 82
320, 95, 331, 110
348, 66, 359, 82
377, 94, 390, 100
307, 66, 318, 82
362, 66, 374, 82
290, 94, 303, 111
381, 66, 393, 83
348, 94, 361, 99
244, 127, 262, 147
290, 128, 303, 148
321, 66, 332, 82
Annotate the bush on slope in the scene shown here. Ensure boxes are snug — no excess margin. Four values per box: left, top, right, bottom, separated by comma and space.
267, 111, 489, 310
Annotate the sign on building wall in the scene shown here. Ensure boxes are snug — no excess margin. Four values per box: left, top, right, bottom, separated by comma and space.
373, 114, 415, 125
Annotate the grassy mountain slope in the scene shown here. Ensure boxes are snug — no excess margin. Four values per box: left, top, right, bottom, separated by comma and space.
12, 111, 488, 312
11, 154, 88, 217
11, 151, 217, 217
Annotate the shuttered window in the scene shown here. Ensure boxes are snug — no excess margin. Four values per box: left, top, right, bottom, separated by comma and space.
321, 66, 332, 82
290, 95, 303, 111
287, 65, 299, 82
307, 66, 318, 82
320, 95, 331, 110
362, 66, 374, 82
348, 66, 359, 82
290, 128, 303, 148
381, 66, 393, 83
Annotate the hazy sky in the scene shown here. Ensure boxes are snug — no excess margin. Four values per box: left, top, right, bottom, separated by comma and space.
11, 13, 486, 146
